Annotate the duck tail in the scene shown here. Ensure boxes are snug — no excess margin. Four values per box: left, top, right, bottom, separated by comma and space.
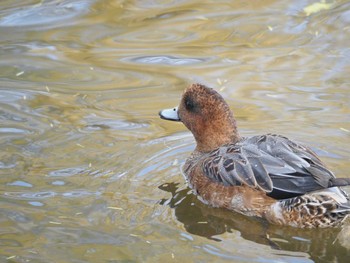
265, 187, 350, 228
330, 177, 350, 187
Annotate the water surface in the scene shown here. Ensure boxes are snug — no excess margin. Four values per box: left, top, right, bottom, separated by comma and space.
1, 0, 350, 262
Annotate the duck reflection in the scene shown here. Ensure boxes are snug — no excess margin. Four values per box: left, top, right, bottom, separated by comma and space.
158, 182, 350, 262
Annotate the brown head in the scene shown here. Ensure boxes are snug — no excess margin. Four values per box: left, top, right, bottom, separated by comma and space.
159, 83, 240, 152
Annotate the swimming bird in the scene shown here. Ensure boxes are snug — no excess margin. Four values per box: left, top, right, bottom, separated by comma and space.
159, 83, 350, 228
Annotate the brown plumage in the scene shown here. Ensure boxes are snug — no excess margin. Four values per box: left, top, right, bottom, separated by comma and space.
159, 83, 350, 228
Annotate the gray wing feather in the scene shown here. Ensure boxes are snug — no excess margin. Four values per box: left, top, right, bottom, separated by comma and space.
247, 157, 273, 192
201, 134, 341, 198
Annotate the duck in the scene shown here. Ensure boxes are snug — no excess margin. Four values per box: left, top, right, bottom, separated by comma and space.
159, 83, 350, 228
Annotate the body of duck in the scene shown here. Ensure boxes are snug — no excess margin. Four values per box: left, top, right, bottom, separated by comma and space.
159, 84, 350, 228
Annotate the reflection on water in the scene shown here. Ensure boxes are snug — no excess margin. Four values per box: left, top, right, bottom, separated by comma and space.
0, 0, 350, 262
159, 182, 350, 262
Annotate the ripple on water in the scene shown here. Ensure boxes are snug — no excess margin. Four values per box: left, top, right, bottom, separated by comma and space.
0, 127, 31, 135
122, 55, 211, 66
0, 0, 348, 262
52, 180, 65, 186
4, 210, 32, 223
135, 133, 194, 178
28, 201, 44, 207
0, 90, 51, 139
3, 190, 100, 200
83, 119, 149, 132
4, 191, 56, 200
0, 90, 30, 103
7, 180, 33, 188
0, 0, 93, 29
40, 226, 134, 246
81, 113, 153, 140
0, 60, 160, 92
47, 166, 87, 177
0, 161, 16, 169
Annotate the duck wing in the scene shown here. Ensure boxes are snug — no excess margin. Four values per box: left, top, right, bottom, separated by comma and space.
201, 134, 348, 199
202, 144, 273, 192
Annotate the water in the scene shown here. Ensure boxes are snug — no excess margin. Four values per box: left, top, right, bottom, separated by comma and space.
1, 0, 350, 262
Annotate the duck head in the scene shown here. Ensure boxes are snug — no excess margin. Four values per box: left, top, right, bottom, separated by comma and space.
159, 83, 240, 152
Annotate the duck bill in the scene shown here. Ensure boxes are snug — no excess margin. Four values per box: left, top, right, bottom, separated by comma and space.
159, 107, 181, 121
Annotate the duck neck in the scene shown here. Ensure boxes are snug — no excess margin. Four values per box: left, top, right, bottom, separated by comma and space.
194, 119, 240, 153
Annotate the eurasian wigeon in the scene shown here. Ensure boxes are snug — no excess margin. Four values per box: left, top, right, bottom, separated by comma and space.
159, 83, 350, 228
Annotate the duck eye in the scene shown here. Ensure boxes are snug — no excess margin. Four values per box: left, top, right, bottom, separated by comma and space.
184, 96, 196, 112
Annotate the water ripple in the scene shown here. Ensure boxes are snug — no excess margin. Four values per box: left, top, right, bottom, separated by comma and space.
123, 55, 211, 66
7, 180, 33, 188
0, 0, 349, 262
4, 191, 56, 199
0, 127, 31, 135
3, 190, 100, 200
48, 167, 87, 177
0, 0, 93, 29
83, 119, 149, 132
